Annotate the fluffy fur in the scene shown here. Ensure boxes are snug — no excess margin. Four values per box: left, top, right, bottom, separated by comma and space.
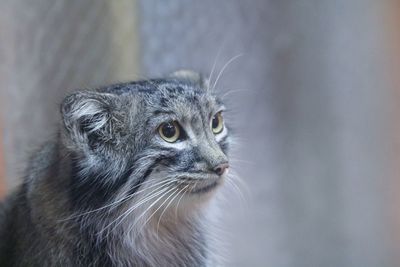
0, 71, 230, 266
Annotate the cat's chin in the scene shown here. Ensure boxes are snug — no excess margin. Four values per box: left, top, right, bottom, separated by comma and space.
184, 176, 225, 197
190, 180, 220, 194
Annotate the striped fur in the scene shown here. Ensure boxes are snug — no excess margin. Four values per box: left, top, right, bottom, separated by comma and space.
0, 71, 230, 266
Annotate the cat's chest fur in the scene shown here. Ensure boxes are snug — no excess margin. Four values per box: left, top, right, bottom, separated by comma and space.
69, 219, 208, 267
105, 216, 209, 267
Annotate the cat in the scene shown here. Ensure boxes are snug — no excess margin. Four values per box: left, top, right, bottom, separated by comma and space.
0, 70, 231, 266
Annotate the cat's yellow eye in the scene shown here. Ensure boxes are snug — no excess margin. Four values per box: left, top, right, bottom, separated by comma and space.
211, 112, 224, 134
158, 121, 180, 143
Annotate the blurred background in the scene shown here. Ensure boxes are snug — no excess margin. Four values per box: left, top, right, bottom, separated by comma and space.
0, 0, 399, 266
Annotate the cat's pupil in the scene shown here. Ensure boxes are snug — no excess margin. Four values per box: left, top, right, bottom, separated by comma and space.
212, 115, 219, 129
162, 123, 176, 138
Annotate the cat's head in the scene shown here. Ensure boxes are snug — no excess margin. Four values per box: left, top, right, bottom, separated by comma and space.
60, 70, 230, 214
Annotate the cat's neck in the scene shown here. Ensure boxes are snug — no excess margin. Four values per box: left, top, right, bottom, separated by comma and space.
107, 211, 209, 266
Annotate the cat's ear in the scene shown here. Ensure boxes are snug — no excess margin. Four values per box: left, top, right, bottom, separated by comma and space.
169, 70, 209, 90
61, 91, 120, 149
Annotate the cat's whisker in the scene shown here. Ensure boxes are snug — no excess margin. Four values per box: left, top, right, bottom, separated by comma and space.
110, 177, 178, 208
58, 179, 174, 222
226, 176, 247, 210
156, 183, 188, 238
175, 184, 190, 222
128, 185, 178, 235
110, 178, 172, 207
220, 88, 252, 99
99, 183, 175, 236
228, 168, 251, 195
208, 45, 224, 90
225, 178, 244, 207
121, 181, 178, 223
151, 188, 181, 240
211, 53, 243, 91
100, 190, 169, 238
113, 183, 175, 221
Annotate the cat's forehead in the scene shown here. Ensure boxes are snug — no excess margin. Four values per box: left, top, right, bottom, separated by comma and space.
140, 81, 222, 117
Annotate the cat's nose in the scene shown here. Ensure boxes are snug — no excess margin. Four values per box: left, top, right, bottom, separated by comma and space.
213, 162, 229, 176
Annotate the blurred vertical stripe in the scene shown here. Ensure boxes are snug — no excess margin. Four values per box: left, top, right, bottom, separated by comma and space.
0, 120, 5, 199
387, 0, 400, 261
107, 0, 141, 81
0, 0, 140, 191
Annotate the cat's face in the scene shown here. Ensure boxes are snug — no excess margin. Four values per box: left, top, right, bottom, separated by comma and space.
61, 71, 230, 213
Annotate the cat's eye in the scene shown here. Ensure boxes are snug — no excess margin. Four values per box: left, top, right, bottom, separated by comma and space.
158, 121, 181, 143
211, 112, 224, 134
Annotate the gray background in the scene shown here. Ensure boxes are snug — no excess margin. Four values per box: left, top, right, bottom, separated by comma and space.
139, 1, 393, 266
0, 0, 395, 266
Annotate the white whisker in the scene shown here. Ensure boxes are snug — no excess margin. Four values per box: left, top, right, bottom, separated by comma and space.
128, 186, 178, 234
99, 182, 176, 235
59, 179, 174, 222
226, 177, 247, 211
229, 169, 251, 195
175, 184, 190, 221
156, 183, 188, 237
221, 88, 252, 99
211, 53, 243, 91
208, 46, 224, 90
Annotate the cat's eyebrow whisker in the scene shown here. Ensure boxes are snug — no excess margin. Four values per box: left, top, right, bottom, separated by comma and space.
211, 53, 243, 91
220, 88, 253, 99
208, 45, 224, 90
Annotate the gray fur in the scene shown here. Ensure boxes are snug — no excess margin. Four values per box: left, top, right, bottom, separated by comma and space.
0, 71, 230, 266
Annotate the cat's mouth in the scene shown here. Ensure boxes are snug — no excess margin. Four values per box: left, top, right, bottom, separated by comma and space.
177, 174, 222, 194
190, 180, 220, 194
